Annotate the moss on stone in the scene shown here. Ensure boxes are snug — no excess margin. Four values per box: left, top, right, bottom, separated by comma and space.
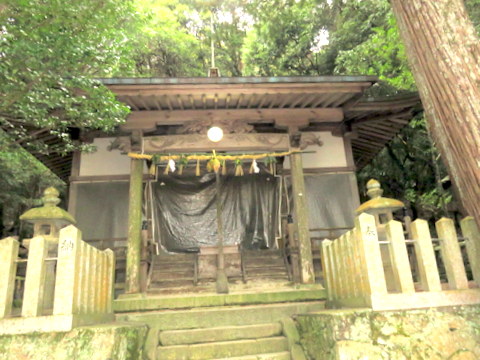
0, 323, 147, 360
296, 305, 480, 360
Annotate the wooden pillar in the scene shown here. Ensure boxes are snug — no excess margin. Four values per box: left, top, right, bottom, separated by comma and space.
290, 151, 315, 283
126, 158, 144, 294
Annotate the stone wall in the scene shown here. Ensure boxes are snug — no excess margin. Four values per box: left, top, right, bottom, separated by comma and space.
296, 305, 480, 360
0, 323, 147, 360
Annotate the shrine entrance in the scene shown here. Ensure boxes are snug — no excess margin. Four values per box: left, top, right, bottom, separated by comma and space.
144, 153, 293, 293
151, 173, 280, 253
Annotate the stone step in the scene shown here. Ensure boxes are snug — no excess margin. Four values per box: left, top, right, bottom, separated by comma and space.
212, 352, 291, 360
156, 336, 289, 360
117, 301, 325, 330
159, 323, 283, 346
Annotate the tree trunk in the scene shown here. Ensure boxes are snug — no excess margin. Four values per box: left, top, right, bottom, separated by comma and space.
390, 0, 480, 226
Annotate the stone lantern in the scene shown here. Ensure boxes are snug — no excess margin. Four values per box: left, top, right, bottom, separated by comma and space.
19, 187, 76, 309
20, 187, 76, 250
356, 179, 405, 290
356, 179, 405, 239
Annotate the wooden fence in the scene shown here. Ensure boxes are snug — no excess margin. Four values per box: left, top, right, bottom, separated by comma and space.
0, 225, 115, 334
322, 213, 480, 311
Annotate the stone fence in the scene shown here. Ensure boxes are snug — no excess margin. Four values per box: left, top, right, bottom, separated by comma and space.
0, 225, 115, 334
322, 213, 480, 310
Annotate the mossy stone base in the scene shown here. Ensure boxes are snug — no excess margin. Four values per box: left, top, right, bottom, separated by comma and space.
0, 322, 147, 360
114, 287, 326, 312
296, 305, 480, 360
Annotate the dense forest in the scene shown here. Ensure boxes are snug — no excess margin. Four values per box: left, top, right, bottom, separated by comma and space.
1, 0, 479, 235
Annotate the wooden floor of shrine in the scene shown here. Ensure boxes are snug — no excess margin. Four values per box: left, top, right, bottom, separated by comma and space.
146, 249, 296, 295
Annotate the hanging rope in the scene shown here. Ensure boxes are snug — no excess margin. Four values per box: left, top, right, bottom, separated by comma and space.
128, 150, 298, 162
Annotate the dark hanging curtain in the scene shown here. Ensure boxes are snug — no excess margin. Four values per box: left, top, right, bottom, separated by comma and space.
151, 173, 280, 252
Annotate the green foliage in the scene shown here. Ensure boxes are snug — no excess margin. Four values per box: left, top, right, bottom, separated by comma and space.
0, 134, 62, 236
129, 0, 248, 77
242, 0, 392, 76
466, 0, 480, 34
242, 0, 325, 75
2, 0, 479, 229
129, 0, 207, 76
335, 13, 415, 91
357, 117, 453, 221
0, 0, 133, 152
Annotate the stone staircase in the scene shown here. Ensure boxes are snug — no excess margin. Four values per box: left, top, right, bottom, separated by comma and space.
243, 249, 290, 282
157, 323, 289, 359
116, 299, 324, 359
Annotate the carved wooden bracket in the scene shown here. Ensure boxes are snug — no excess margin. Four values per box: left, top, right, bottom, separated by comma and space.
107, 137, 131, 154
299, 133, 323, 150
143, 133, 290, 153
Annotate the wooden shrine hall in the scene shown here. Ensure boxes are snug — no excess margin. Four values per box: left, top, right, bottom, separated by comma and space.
30, 76, 421, 295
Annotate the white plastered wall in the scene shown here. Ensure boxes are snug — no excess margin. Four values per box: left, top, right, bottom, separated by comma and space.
283, 131, 348, 169
79, 137, 131, 176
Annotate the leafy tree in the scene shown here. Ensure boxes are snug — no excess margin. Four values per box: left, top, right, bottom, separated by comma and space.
129, 0, 207, 76
335, 13, 414, 91
0, 134, 63, 237
389, 0, 480, 226
242, 0, 391, 76
0, 0, 133, 153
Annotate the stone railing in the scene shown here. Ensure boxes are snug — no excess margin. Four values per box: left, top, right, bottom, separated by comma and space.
322, 213, 480, 311
0, 225, 115, 334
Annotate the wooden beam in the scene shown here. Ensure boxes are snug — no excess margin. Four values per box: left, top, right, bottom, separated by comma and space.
356, 128, 393, 141
352, 110, 412, 126
108, 83, 368, 96
176, 95, 184, 110
124, 96, 140, 111
122, 108, 344, 131
151, 95, 163, 110
349, 96, 420, 111
137, 95, 150, 110
143, 133, 290, 153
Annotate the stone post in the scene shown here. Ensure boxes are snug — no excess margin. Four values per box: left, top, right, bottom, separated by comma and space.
355, 213, 387, 299
410, 219, 442, 292
22, 236, 48, 317
53, 225, 82, 316
0, 237, 19, 318
126, 158, 144, 294
105, 249, 115, 313
460, 216, 480, 286
436, 217, 469, 290
385, 220, 415, 294
289, 151, 315, 284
